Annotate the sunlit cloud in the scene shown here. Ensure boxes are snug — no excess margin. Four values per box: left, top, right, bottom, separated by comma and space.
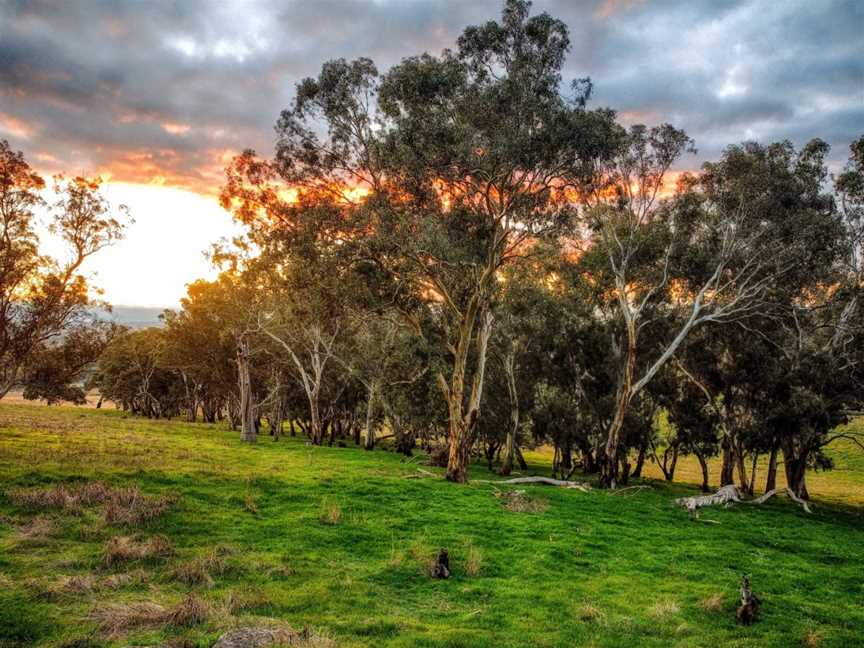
0, 112, 35, 139
1, 0, 860, 306
161, 122, 192, 135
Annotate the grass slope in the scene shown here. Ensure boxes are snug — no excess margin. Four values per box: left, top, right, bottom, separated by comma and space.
0, 403, 862, 648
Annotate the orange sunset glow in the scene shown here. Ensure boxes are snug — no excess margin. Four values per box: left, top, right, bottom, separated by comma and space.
1, 0, 860, 311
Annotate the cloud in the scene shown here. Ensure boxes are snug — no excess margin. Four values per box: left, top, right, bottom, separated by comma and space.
0, 0, 861, 193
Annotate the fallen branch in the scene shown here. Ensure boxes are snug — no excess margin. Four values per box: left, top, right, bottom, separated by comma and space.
404, 468, 436, 480
474, 476, 591, 491
746, 487, 812, 513
610, 485, 652, 496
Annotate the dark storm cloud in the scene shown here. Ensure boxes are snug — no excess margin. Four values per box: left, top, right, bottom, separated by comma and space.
1, 0, 861, 191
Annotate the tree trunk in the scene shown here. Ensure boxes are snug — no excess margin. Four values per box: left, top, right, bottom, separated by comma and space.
632, 441, 647, 479
363, 383, 377, 450
515, 446, 528, 471
308, 390, 323, 445
444, 309, 493, 483
720, 441, 734, 486
765, 443, 778, 492
748, 452, 759, 496
600, 321, 637, 489
782, 443, 810, 499
734, 445, 749, 494
501, 348, 519, 476
696, 451, 710, 492
237, 336, 256, 443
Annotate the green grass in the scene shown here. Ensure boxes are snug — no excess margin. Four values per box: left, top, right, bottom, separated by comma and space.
1, 403, 863, 647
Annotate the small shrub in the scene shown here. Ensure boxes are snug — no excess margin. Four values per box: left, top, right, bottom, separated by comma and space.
318, 499, 341, 525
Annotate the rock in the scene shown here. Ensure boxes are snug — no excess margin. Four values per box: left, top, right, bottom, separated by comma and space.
212, 627, 292, 648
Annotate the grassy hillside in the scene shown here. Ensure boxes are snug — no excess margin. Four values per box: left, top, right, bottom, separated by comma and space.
1, 403, 862, 648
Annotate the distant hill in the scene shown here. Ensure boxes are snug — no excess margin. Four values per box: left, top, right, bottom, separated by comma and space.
106, 305, 169, 329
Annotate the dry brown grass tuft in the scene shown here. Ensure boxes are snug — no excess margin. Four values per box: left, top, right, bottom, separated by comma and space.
7, 481, 176, 526
318, 499, 341, 525
53, 574, 96, 595
243, 492, 258, 515
89, 601, 167, 638
224, 587, 272, 614
166, 592, 209, 627
494, 489, 550, 513
170, 560, 213, 587
387, 545, 404, 569
650, 599, 681, 619
803, 628, 823, 647
103, 491, 176, 526
14, 515, 54, 541
102, 535, 174, 567
579, 602, 604, 623
101, 569, 148, 589
408, 538, 436, 574
699, 592, 725, 613
463, 542, 482, 577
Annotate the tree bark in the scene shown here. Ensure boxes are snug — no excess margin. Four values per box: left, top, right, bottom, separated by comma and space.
363, 383, 377, 450
600, 318, 637, 488
696, 451, 710, 492
765, 443, 779, 492
444, 308, 493, 483
237, 335, 256, 443
501, 348, 519, 476
781, 442, 810, 499
632, 441, 648, 479
720, 441, 734, 486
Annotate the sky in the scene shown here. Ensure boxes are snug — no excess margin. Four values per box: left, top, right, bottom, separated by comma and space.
2, 0, 862, 307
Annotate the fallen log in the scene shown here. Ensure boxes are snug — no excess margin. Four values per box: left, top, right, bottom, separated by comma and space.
676, 484, 812, 515
676, 484, 741, 514
474, 476, 591, 491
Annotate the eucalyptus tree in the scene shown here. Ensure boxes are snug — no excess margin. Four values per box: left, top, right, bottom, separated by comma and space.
0, 140, 127, 399
222, 0, 619, 481
93, 328, 184, 418
19, 321, 119, 405
573, 130, 842, 487
161, 276, 252, 424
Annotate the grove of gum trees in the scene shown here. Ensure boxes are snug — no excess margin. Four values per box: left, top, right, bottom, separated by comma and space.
24, 1, 862, 498
209, 0, 862, 492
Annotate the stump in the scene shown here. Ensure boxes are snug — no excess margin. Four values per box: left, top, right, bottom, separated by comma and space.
736, 575, 761, 626
431, 548, 450, 579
